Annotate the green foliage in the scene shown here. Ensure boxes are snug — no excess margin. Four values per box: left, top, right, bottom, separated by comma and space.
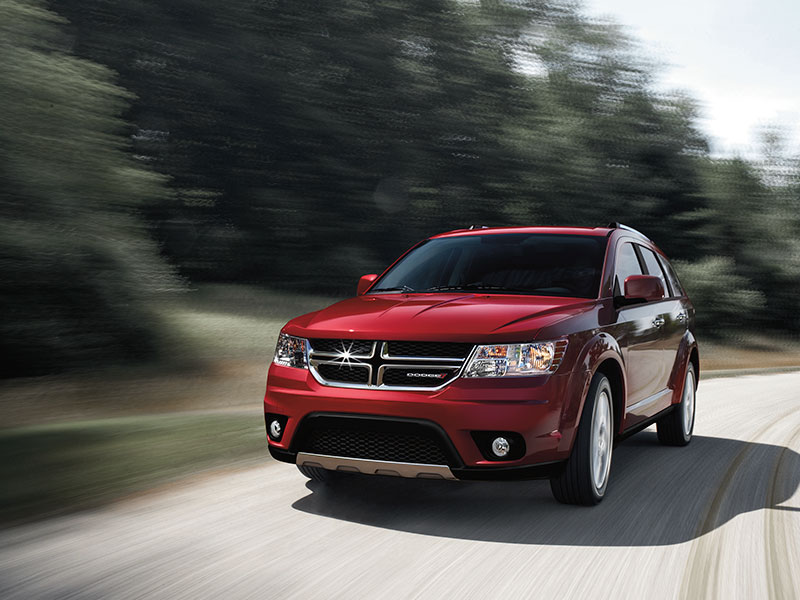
3, 0, 800, 379
690, 157, 800, 331
48, 0, 717, 287
674, 257, 765, 336
0, 0, 177, 377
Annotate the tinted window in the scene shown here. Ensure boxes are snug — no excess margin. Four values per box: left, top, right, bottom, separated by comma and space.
371, 233, 608, 298
638, 246, 670, 296
614, 242, 643, 296
658, 255, 684, 297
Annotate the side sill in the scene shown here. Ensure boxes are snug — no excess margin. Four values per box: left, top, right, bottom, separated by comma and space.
616, 404, 676, 444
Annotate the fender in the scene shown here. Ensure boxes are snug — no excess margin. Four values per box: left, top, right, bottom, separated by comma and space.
667, 330, 698, 405
557, 331, 626, 454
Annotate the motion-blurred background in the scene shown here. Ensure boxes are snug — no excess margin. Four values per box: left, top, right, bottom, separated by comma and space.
1, 0, 799, 523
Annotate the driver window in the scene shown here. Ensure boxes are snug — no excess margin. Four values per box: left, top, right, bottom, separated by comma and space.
614, 242, 644, 297
637, 246, 670, 297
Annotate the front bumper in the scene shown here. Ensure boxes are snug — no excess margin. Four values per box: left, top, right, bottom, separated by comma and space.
265, 363, 583, 479
269, 445, 565, 480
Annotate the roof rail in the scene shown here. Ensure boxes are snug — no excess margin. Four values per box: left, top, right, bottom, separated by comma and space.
606, 222, 650, 241
468, 225, 489, 230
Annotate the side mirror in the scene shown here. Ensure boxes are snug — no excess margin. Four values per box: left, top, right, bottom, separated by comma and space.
357, 273, 378, 296
622, 275, 664, 304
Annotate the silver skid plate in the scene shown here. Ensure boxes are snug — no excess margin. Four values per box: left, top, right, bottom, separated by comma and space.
296, 452, 456, 480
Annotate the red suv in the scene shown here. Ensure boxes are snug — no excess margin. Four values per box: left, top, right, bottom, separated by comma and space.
265, 224, 698, 505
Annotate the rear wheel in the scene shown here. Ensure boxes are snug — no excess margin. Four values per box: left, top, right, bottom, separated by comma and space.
550, 373, 614, 505
297, 464, 342, 483
657, 362, 696, 446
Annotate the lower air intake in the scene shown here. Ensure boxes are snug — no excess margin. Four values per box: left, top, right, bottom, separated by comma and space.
293, 415, 460, 466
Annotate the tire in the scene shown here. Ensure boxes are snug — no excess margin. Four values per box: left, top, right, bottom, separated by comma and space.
550, 373, 614, 506
297, 464, 342, 483
657, 362, 696, 446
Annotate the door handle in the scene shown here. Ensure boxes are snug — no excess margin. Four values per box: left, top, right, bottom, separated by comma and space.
652, 316, 665, 328
676, 311, 688, 324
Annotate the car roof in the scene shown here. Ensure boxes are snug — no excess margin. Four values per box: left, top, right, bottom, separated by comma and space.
431, 226, 613, 239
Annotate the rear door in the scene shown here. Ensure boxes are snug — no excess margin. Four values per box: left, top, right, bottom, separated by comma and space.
657, 252, 692, 377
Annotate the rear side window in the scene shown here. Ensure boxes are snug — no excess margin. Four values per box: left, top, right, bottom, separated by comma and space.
614, 242, 643, 296
658, 255, 684, 297
638, 246, 670, 296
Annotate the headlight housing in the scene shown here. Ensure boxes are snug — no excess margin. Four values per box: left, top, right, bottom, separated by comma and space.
273, 333, 308, 369
464, 340, 567, 377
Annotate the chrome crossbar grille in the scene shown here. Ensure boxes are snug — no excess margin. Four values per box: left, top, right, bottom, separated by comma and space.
307, 339, 475, 391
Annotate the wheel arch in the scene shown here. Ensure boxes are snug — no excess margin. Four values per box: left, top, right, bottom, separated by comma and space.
559, 332, 626, 453
594, 357, 625, 437
689, 345, 700, 384
668, 330, 699, 405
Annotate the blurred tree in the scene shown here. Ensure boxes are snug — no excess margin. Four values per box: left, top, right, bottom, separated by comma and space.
0, 0, 176, 377
49, 0, 544, 285
691, 158, 800, 331
6, 0, 798, 347
674, 257, 765, 336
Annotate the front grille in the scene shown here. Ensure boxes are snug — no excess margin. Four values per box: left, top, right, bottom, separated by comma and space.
381, 366, 460, 387
316, 363, 370, 384
385, 341, 473, 359
294, 415, 458, 466
308, 339, 475, 390
309, 339, 373, 356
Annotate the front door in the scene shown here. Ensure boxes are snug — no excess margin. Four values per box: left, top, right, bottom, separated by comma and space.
638, 246, 684, 396
611, 241, 671, 428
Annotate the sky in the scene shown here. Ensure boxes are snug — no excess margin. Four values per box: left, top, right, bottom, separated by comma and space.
583, 0, 800, 158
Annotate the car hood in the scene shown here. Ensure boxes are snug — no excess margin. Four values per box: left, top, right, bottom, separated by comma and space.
283, 293, 595, 343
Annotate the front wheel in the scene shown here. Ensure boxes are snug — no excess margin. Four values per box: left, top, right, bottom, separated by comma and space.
657, 362, 696, 446
550, 373, 614, 505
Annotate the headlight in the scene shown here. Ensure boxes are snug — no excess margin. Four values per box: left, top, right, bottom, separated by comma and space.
464, 340, 567, 377
273, 333, 308, 369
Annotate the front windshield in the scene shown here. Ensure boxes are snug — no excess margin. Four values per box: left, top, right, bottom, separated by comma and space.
370, 233, 608, 298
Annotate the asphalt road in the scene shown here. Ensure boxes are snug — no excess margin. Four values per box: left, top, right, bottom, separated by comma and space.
1, 372, 799, 599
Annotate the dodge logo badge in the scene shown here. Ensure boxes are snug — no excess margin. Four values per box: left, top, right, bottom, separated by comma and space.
406, 372, 448, 379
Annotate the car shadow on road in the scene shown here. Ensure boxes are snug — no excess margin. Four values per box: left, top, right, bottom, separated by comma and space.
291, 432, 800, 546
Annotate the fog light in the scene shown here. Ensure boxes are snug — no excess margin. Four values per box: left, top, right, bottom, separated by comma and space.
269, 420, 282, 440
491, 437, 510, 458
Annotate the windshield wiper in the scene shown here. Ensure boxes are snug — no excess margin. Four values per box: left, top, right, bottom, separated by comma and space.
424, 282, 530, 294
369, 285, 417, 293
